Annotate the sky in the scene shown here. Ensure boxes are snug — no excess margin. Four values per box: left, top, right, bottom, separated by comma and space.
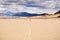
0, 0, 60, 14
0, 0, 60, 4
0, 0, 60, 7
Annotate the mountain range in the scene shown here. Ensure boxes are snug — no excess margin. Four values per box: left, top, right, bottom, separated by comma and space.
0, 10, 60, 17
0, 12, 48, 17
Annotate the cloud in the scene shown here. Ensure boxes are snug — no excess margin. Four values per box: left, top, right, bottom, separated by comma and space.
0, 0, 60, 9
0, 0, 60, 14
43, 1, 57, 8
5, 4, 59, 14
0, 6, 6, 13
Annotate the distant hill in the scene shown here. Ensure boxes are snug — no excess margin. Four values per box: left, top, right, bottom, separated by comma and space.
54, 10, 60, 14
0, 12, 49, 17
13, 12, 48, 17
54, 10, 60, 18
13, 12, 39, 17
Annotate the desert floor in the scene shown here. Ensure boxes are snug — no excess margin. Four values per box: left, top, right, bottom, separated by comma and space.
0, 18, 60, 40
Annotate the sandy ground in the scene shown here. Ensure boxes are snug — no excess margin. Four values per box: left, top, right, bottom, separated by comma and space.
0, 18, 60, 40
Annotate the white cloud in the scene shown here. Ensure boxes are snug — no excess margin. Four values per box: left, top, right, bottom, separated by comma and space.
0, 4, 58, 14
5, 4, 26, 13
44, 1, 57, 8
0, 7, 6, 13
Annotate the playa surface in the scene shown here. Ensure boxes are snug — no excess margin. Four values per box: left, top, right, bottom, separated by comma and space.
0, 18, 60, 40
